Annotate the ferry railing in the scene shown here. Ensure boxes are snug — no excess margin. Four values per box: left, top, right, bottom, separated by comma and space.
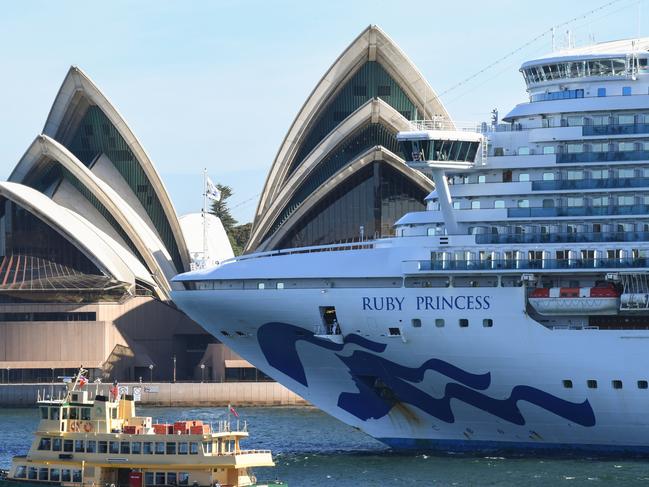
415, 257, 649, 272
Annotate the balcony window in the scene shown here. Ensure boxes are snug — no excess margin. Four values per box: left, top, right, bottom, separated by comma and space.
518, 173, 530, 182
592, 196, 609, 207
542, 199, 555, 208
618, 195, 635, 206
591, 169, 608, 179
592, 115, 607, 125
494, 200, 505, 209
597, 87, 606, 97
567, 170, 583, 180
619, 142, 635, 152
453, 201, 461, 209
567, 143, 583, 153
478, 175, 486, 183
518, 147, 530, 155
618, 168, 635, 178
471, 201, 481, 209
618, 114, 635, 124
543, 172, 555, 181
517, 199, 529, 208
590, 143, 606, 153
567, 197, 583, 207
543, 146, 555, 154
567, 116, 583, 126
623, 86, 632, 96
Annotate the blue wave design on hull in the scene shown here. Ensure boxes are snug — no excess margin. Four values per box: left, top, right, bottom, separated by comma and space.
257, 322, 596, 427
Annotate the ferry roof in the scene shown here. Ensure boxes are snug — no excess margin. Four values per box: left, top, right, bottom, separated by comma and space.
521, 37, 649, 69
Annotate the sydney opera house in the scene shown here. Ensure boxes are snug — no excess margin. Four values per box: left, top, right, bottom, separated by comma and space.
247, 25, 451, 252
0, 67, 239, 383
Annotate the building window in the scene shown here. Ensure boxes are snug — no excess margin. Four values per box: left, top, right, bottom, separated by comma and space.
623, 86, 632, 96
190, 442, 199, 455
435, 318, 445, 327
459, 318, 469, 328
483, 319, 493, 327
638, 380, 648, 389
145, 473, 154, 486
592, 196, 609, 207
563, 380, 573, 389
471, 201, 481, 209
411, 318, 422, 328
131, 442, 141, 454
612, 380, 623, 389
597, 87, 606, 97
542, 199, 554, 208
587, 379, 598, 389
109, 441, 119, 454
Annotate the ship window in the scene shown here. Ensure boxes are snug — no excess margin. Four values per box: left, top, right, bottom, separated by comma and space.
155, 472, 166, 485
64, 439, 73, 452
638, 380, 648, 389
517, 199, 529, 208
453, 201, 461, 209
121, 441, 130, 454
155, 442, 165, 454
50, 408, 60, 420
15, 466, 26, 479
145, 473, 154, 486
483, 319, 493, 328
543, 172, 555, 181
178, 442, 188, 454
494, 200, 505, 209
98, 441, 108, 453
81, 407, 91, 420
478, 175, 486, 183
179, 473, 190, 486
435, 318, 445, 327
411, 318, 422, 328
598, 88, 606, 97
166, 442, 176, 455
143, 442, 153, 454
52, 438, 62, 451
518, 173, 530, 181
190, 442, 199, 454
28, 467, 37, 480
38, 468, 48, 481
276, 282, 284, 289
38, 437, 51, 450
518, 147, 530, 156
86, 440, 96, 453
72, 470, 82, 483
587, 379, 598, 388
257, 282, 265, 289
471, 201, 481, 209
563, 380, 573, 388
612, 380, 623, 389
131, 442, 142, 454
567, 197, 583, 207
50, 469, 60, 482
618, 168, 635, 178
388, 327, 401, 336
459, 318, 469, 328
109, 441, 119, 454
567, 170, 583, 180
623, 86, 632, 96
40, 407, 48, 419
75, 440, 85, 452
167, 472, 177, 485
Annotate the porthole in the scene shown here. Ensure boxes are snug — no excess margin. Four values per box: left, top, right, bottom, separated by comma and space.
411, 319, 422, 328
638, 380, 648, 389
459, 318, 469, 328
563, 380, 573, 389
587, 380, 598, 389
483, 319, 493, 328
435, 319, 445, 328
612, 380, 623, 389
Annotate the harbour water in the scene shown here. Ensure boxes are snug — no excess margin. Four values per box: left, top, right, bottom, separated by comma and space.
2, 407, 649, 486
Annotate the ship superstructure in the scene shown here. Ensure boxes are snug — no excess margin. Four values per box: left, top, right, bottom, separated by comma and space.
172, 39, 649, 453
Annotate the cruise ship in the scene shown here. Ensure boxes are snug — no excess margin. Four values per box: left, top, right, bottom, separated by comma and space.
172, 38, 649, 453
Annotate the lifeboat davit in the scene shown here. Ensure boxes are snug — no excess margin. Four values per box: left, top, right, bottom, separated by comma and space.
529, 283, 620, 315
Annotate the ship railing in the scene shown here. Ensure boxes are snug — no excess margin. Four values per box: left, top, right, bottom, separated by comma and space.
214, 419, 248, 433
414, 257, 649, 272
407, 119, 483, 133
237, 449, 272, 455
475, 231, 649, 245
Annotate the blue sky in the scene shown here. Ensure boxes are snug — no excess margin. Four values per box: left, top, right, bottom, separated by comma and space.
0, 0, 645, 223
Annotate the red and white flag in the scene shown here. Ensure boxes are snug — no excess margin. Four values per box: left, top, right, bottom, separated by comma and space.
78, 376, 88, 389
229, 405, 239, 418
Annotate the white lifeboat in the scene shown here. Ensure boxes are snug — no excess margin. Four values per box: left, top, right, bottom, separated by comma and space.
529, 283, 620, 316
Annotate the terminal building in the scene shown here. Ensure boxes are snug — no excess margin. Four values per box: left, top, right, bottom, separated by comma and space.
246, 25, 451, 252
0, 67, 249, 383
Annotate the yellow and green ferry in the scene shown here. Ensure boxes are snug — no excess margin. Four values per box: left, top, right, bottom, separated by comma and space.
0, 369, 285, 487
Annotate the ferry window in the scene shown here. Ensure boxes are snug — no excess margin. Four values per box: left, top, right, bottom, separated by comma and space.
190, 442, 199, 454
64, 439, 73, 452
38, 437, 51, 450
597, 87, 606, 97
471, 201, 481, 209
612, 380, 623, 389
72, 470, 82, 483
178, 442, 188, 454
478, 175, 486, 183
179, 473, 190, 486
111, 408, 117, 419
257, 282, 265, 289
155, 442, 165, 454
62, 408, 68, 420
50, 469, 60, 482
623, 86, 632, 96
98, 441, 108, 453
167, 473, 177, 485
109, 441, 119, 454
543, 172, 555, 181
61, 469, 71, 482
494, 200, 505, 209
543, 146, 555, 154
86, 440, 96, 453
50, 408, 60, 420
52, 438, 61, 451
483, 319, 493, 328
518, 173, 530, 182
28, 467, 37, 480
276, 282, 284, 289
155, 473, 165, 486
459, 318, 469, 328
81, 408, 91, 420
563, 380, 573, 389
145, 473, 154, 486
638, 380, 648, 389
435, 319, 445, 327
131, 442, 142, 454
15, 466, 27, 478
411, 318, 422, 328
75, 440, 85, 452
203, 441, 212, 454
38, 468, 48, 481
69, 407, 79, 420
143, 442, 153, 455
121, 441, 130, 454
40, 407, 48, 419
166, 442, 176, 455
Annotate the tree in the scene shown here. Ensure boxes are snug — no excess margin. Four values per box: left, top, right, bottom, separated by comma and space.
209, 184, 252, 255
